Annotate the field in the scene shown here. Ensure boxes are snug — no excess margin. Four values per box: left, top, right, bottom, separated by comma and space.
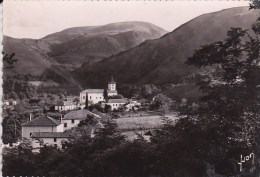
28, 80, 59, 87
115, 114, 178, 131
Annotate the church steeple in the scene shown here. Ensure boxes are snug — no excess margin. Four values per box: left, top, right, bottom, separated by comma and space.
108, 76, 116, 91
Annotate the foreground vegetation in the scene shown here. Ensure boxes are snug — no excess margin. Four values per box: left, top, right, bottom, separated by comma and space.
3, 1, 260, 176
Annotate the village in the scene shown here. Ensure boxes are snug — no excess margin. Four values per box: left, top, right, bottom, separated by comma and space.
4, 0, 260, 175
2, 76, 177, 150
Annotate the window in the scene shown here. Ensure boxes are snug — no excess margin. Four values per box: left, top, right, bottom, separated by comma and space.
64, 123, 67, 127
100, 97, 101, 99
83, 96, 85, 100
72, 119, 74, 123
62, 144, 65, 149
90, 96, 92, 99
30, 133, 32, 137
54, 138, 57, 142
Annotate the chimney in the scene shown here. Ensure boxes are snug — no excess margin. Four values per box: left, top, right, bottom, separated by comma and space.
60, 114, 63, 122
29, 113, 32, 121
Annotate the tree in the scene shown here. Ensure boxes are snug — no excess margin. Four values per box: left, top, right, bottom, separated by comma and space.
3, 139, 35, 176
92, 120, 125, 153
150, 117, 208, 176
104, 104, 112, 113
78, 114, 97, 127
250, 0, 260, 9
3, 52, 18, 69
84, 94, 89, 109
182, 17, 260, 175
103, 89, 108, 101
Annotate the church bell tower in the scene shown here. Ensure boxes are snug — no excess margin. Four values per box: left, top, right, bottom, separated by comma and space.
108, 76, 116, 91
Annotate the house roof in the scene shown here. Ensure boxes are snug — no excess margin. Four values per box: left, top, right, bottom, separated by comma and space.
22, 115, 61, 127
63, 109, 92, 120
107, 99, 128, 104
81, 89, 104, 94
56, 100, 77, 106
144, 130, 155, 136
31, 132, 72, 138
108, 90, 117, 93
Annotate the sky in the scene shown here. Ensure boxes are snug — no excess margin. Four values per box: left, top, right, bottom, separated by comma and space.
3, 0, 249, 39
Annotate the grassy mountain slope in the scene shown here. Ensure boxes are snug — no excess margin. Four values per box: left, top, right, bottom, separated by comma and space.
3, 22, 167, 91
74, 7, 258, 88
27, 21, 168, 67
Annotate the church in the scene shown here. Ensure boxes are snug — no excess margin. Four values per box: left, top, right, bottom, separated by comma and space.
79, 77, 118, 108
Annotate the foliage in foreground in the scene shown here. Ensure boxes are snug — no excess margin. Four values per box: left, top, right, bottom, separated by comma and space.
4, 2, 260, 177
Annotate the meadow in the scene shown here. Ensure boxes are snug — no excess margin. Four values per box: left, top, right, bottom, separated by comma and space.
115, 114, 178, 131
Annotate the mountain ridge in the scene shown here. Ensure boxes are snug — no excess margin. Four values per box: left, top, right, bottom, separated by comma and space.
73, 6, 258, 88
3, 21, 168, 92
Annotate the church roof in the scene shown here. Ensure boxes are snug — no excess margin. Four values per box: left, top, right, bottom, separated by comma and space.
109, 81, 116, 84
22, 115, 61, 127
109, 76, 116, 84
107, 99, 128, 104
81, 89, 104, 94
108, 90, 117, 93
31, 132, 72, 138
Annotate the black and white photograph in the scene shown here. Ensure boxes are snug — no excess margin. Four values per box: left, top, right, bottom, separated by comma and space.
2, 0, 260, 176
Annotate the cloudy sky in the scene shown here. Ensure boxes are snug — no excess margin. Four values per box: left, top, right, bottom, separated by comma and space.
3, 0, 249, 39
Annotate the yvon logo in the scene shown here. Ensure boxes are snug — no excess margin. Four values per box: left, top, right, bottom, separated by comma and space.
237, 153, 255, 172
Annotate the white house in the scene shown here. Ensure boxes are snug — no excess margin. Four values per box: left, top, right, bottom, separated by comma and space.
22, 115, 63, 139
107, 99, 128, 111
31, 132, 71, 149
125, 99, 141, 111
55, 97, 79, 112
79, 77, 118, 108
80, 89, 104, 108
61, 109, 98, 131
3, 99, 17, 110
4, 99, 17, 106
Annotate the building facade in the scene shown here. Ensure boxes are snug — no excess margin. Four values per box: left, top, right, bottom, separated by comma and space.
55, 97, 80, 112
62, 109, 90, 131
107, 77, 118, 96
22, 115, 63, 139
62, 109, 100, 131
80, 89, 104, 108
125, 99, 141, 111
79, 77, 119, 108
31, 132, 71, 149
3, 99, 17, 110
107, 99, 128, 110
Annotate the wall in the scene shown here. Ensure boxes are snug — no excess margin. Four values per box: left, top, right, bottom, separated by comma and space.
62, 119, 81, 131
88, 93, 104, 105
22, 126, 57, 139
56, 124, 64, 132
125, 102, 141, 111
80, 92, 104, 105
107, 103, 125, 110
31, 137, 70, 149
55, 104, 78, 111
108, 92, 118, 96
80, 92, 86, 104
108, 83, 116, 91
